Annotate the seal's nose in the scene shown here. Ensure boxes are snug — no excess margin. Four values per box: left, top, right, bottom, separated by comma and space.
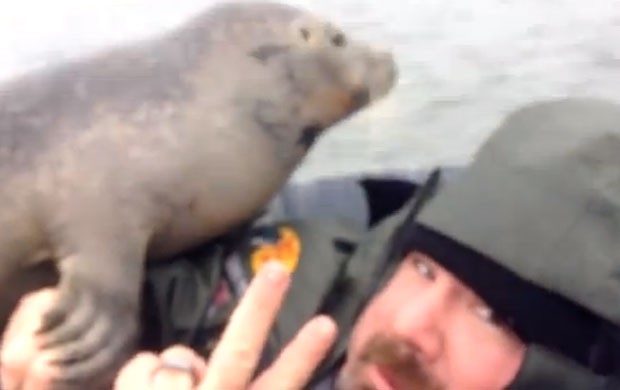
380, 49, 398, 82
368, 47, 398, 99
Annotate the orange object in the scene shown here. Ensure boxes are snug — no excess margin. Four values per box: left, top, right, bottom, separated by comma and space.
250, 226, 301, 274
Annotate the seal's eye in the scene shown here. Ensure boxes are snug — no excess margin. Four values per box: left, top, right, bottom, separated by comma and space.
299, 27, 311, 42
331, 32, 346, 47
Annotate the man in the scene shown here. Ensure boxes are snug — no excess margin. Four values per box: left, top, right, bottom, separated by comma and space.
2, 97, 620, 389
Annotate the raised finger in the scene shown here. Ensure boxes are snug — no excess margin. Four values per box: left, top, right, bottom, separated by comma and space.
199, 261, 291, 390
250, 315, 338, 390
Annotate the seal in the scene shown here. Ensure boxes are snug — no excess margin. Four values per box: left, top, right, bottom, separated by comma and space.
0, 1, 397, 388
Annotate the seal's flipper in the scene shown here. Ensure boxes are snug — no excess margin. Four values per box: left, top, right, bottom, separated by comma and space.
34, 219, 148, 389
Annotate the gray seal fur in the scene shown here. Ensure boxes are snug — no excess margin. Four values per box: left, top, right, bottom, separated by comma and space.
0, 1, 397, 388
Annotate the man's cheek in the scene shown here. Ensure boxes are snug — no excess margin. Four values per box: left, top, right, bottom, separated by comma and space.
350, 303, 387, 353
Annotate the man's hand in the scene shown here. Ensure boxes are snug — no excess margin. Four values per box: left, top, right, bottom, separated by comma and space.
1, 261, 338, 389
1, 288, 61, 389
115, 260, 338, 389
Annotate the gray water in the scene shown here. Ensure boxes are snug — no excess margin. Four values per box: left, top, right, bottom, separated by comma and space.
1, 0, 619, 181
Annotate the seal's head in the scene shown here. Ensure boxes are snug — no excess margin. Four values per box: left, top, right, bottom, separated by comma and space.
274, 11, 398, 134
189, 1, 398, 166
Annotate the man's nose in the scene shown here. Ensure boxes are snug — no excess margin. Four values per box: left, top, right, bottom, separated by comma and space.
390, 282, 449, 363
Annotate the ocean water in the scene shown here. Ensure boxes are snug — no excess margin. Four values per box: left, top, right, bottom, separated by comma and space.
1, 0, 619, 180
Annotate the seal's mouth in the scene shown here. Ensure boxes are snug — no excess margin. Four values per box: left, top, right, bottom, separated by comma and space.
296, 123, 323, 149
351, 88, 371, 111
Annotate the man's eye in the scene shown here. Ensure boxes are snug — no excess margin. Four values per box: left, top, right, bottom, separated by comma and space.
474, 305, 505, 327
414, 258, 435, 280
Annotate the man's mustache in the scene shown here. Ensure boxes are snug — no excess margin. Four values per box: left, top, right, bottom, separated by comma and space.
359, 334, 443, 390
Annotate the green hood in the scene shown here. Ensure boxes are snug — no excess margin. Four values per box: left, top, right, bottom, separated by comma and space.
417, 97, 620, 329
413, 97, 620, 386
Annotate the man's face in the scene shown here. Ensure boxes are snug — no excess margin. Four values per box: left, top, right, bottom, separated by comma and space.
336, 251, 526, 390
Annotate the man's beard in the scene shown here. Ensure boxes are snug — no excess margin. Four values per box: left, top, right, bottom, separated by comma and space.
335, 334, 444, 390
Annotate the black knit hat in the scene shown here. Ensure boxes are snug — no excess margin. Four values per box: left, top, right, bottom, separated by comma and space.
396, 221, 605, 372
